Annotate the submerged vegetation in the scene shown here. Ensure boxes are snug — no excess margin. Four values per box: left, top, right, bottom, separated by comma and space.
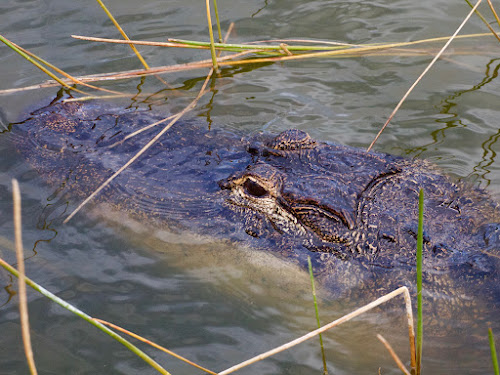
1, 0, 500, 374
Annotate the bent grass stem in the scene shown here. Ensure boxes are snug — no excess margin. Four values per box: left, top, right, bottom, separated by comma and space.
218, 286, 415, 375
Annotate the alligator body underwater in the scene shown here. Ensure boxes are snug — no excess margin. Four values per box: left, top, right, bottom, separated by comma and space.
11, 100, 500, 314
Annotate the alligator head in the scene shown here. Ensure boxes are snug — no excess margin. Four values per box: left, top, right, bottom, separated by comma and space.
218, 129, 500, 272
219, 129, 404, 256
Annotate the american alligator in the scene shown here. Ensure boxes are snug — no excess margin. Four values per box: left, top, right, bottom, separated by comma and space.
11, 99, 500, 312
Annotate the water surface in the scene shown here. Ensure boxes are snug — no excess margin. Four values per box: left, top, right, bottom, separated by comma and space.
1, 1, 500, 374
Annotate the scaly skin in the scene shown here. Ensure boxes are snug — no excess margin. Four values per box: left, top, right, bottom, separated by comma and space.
12, 99, 500, 331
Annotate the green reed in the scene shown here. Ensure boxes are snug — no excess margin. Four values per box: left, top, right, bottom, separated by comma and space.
490, 328, 499, 375
0, 34, 87, 94
95, 0, 150, 69
205, 0, 219, 71
0, 257, 171, 375
308, 256, 328, 375
416, 189, 424, 375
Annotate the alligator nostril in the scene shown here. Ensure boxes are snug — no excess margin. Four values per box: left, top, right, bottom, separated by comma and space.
218, 179, 231, 190
261, 149, 271, 157
246, 142, 261, 155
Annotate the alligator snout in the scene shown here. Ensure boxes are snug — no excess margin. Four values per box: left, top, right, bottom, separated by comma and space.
218, 178, 232, 191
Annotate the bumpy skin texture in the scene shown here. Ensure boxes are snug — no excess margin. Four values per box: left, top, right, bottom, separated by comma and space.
12, 100, 500, 327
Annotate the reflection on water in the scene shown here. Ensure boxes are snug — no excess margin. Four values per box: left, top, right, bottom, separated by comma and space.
396, 59, 500, 193
1, 0, 500, 374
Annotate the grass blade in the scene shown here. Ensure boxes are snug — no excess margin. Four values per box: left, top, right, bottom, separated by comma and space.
212, 0, 223, 43
366, 0, 484, 152
464, 0, 500, 42
307, 256, 328, 375
218, 287, 413, 375
95, 318, 217, 374
72, 33, 491, 52
95, 0, 150, 69
0, 257, 171, 375
416, 189, 424, 374
7, 39, 123, 96
12, 179, 38, 375
486, 0, 500, 30
0, 34, 87, 95
377, 334, 411, 375
205, 0, 219, 71
490, 328, 499, 375
63, 48, 221, 222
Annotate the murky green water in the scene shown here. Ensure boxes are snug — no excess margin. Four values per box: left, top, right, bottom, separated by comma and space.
1, 1, 500, 374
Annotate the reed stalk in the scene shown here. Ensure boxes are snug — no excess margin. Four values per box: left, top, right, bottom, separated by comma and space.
464, 0, 500, 42
0, 256, 171, 375
416, 189, 424, 375
307, 257, 328, 375
205, 0, 219, 71
218, 287, 415, 375
0, 35, 87, 95
366, 0, 483, 152
486, 0, 500, 29
377, 334, 411, 375
490, 328, 499, 375
12, 180, 38, 375
72, 32, 492, 53
95, 319, 217, 375
212, 0, 223, 42
95, 0, 150, 69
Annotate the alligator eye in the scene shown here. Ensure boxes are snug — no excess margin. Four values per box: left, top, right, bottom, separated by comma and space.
243, 179, 268, 198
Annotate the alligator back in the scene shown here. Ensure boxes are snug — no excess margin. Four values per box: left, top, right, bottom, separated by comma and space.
13, 99, 253, 235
